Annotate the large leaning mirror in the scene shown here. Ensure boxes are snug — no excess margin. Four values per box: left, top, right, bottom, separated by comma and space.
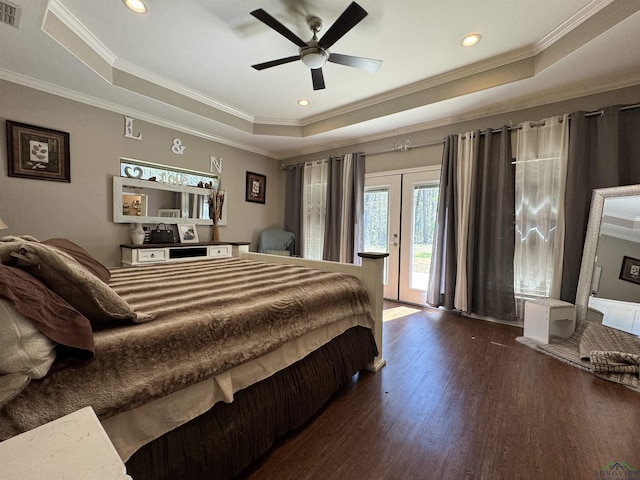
575, 184, 640, 335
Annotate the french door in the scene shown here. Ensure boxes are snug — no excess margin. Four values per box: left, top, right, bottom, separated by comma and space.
364, 168, 440, 304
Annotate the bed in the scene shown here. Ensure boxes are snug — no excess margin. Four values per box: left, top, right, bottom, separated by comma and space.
0, 237, 385, 479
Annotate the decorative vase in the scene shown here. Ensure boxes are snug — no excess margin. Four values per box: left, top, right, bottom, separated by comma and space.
209, 189, 224, 242
130, 223, 145, 245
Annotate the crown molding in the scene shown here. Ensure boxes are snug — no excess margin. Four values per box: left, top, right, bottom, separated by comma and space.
277, 73, 640, 160
0, 68, 277, 158
301, 46, 536, 127
41, 0, 636, 142
115, 60, 255, 123
46, 0, 117, 66
536, 0, 614, 52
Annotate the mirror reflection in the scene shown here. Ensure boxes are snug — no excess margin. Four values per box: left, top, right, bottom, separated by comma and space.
113, 158, 226, 226
588, 195, 640, 334
120, 184, 209, 220
113, 177, 226, 226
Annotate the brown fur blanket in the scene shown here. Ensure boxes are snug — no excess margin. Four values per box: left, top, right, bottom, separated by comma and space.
0, 258, 374, 438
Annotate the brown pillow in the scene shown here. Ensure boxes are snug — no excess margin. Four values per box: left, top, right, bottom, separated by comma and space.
9, 242, 155, 327
42, 238, 110, 283
0, 264, 94, 360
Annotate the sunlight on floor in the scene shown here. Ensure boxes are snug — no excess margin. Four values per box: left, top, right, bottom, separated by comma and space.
383, 306, 422, 322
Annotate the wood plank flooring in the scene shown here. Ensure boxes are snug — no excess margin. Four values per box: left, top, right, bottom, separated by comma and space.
239, 303, 640, 480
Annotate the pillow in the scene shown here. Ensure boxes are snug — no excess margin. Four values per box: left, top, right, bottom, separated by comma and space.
6, 242, 155, 327
0, 373, 30, 410
0, 299, 56, 379
0, 264, 94, 360
42, 238, 111, 283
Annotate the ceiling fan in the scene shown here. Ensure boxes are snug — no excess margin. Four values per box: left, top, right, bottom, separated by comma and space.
250, 2, 382, 91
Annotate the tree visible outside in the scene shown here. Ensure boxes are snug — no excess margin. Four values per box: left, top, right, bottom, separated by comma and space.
412, 186, 439, 276
364, 185, 439, 274
364, 189, 389, 252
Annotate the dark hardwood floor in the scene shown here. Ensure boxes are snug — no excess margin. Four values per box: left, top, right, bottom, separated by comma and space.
239, 302, 640, 480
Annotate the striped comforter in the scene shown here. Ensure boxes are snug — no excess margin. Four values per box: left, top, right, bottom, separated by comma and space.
0, 258, 374, 436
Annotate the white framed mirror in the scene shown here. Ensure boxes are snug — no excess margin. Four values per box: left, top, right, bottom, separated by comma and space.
113, 177, 215, 225
575, 184, 640, 334
113, 158, 227, 227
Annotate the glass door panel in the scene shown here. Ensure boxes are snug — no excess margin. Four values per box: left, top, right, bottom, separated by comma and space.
364, 175, 401, 300
399, 170, 440, 304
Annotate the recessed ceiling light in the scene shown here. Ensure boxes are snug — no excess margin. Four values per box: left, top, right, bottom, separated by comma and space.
123, 0, 147, 14
298, 99, 310, 106
460, 33, 482, 47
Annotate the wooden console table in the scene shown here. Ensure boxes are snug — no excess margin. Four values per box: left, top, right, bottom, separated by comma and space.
120, 241, 250, 266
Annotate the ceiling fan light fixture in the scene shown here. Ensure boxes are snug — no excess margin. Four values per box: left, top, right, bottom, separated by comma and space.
301, 47, 329, 69
460, 33, 482, 47
123, 0, 147, 14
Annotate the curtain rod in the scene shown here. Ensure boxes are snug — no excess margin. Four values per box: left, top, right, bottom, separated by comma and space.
282, 103, 640, 168
366, 139, 444, 157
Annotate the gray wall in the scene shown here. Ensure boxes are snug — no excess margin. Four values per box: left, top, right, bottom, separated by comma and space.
283, 84, 640, 176
0, 80, 282, 267
2, 78, 639, 268
594, 235, 640, 303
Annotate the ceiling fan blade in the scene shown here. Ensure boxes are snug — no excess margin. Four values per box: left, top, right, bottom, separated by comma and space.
250, 9, 308, 48
311, 68, 325, 90
328, 53, 382, 73
318, 2, 368, 49
252, 55, 300, 70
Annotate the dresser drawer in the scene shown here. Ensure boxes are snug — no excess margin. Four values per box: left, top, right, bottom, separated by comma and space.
208, 245, 231, 258
137, 249, 167, 262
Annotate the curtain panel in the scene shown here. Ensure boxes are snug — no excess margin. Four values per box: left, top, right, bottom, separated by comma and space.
427, 135, 458, 310
323, 153, 365, 264
303, 161, 328, 260
514, 115, 569, 303
284, 165, 304, 256
428, 127, 516, 321
286, 154, 364, 263
561, 105, 640, 303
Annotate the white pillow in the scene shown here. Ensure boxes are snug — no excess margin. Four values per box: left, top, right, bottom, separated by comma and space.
0, 299, 56, 379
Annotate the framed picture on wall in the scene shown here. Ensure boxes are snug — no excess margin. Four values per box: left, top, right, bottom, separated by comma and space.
6, 120, 71, 182
619, 256, 640, 285
178, 224, 199, 243
245, 171, 266, 204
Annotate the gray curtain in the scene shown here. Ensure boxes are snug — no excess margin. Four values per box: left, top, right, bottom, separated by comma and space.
560, 105, 640, 303
323, 153, 365, 263
427, 135, 458, 309
471, 127, 516, 321
427, 127, 516, 321
283, 165, 304, 256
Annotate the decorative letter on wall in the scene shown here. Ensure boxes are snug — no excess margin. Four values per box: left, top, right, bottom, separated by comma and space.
171, 138, 186, 155
210, 156, 222, 174
123, 116, 142, 140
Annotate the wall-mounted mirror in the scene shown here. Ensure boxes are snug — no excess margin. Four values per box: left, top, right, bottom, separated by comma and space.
575, 184, 640, 334
113, 158, 226, 226
114, 177, 215, 225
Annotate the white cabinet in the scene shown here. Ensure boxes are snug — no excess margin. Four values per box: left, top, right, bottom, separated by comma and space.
121, 243, 232, 266
588, 296, 640, 335
523, 299, 576, 344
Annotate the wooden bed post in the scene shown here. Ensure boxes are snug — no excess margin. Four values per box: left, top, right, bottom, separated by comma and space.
358, 252, 388, 372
